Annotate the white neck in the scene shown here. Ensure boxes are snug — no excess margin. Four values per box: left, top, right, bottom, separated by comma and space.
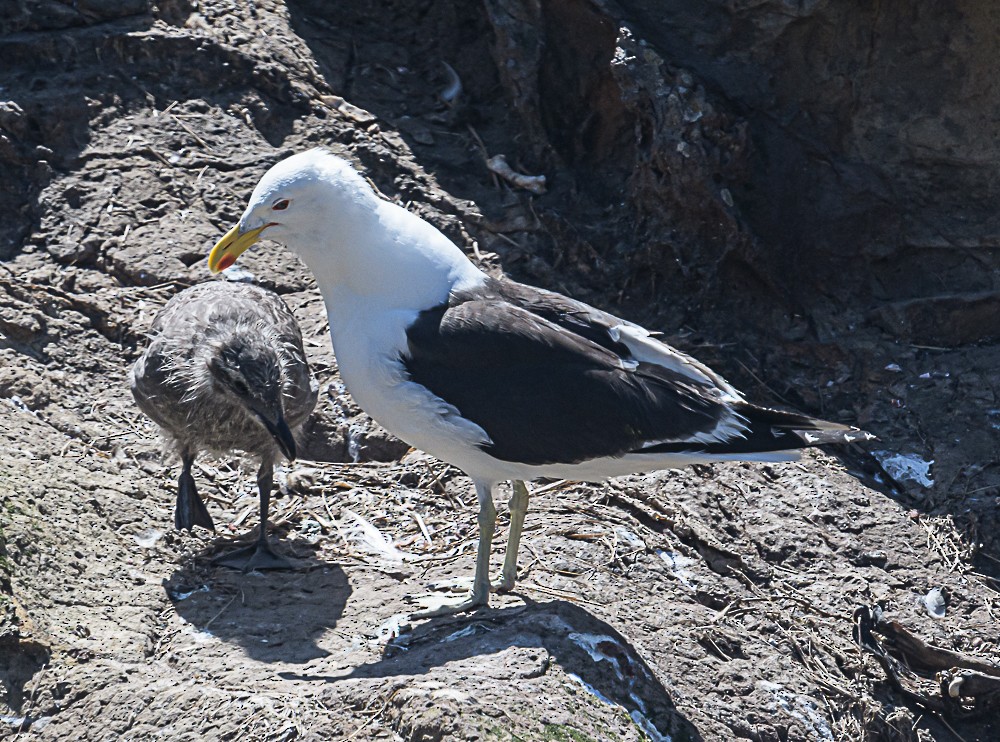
287, 195, 485, 321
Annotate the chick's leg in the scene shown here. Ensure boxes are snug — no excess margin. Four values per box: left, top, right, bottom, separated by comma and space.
175, 448, 215, 532
214, 455, 293, 571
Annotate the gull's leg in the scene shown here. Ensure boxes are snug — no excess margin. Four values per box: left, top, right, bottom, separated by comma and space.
175, 448, 215, 532
214, 454, 294, 571
493, 479, 529, 592
470, 480, 498, 602
410, 480, 496, 618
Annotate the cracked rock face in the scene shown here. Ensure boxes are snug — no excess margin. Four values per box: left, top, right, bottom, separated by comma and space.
2, 1, 1000, 740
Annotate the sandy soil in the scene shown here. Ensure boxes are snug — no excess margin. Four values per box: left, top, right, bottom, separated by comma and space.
2, 1, 999, 740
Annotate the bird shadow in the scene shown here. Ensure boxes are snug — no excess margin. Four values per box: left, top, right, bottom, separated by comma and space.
164, 537, 350, 664
278, 598, 703, 741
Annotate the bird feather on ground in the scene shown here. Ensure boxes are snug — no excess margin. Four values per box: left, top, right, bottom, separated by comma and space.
130, 280, 319, 571
207, 149, 874, 614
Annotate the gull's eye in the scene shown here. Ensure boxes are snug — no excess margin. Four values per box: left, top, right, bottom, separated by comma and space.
272, 198, 290, 211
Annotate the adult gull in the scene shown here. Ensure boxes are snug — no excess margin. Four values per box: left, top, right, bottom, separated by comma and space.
207, 149, 873, 612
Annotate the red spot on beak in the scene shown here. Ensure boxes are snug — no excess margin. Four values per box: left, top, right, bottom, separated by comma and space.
216, 253, 236, 271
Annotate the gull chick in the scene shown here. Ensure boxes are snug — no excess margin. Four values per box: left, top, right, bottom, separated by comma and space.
206, 149, 874, 611
130, 281, 318, 570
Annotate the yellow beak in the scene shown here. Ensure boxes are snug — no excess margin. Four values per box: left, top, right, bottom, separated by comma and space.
207, 223, 270, 273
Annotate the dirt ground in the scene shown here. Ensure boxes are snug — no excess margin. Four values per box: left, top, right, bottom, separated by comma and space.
2, 1, 1000, 740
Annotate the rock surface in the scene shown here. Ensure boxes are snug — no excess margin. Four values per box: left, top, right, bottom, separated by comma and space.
2, 1, 999, 740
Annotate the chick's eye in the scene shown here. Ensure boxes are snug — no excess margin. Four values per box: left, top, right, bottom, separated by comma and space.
272, 199, 290, 211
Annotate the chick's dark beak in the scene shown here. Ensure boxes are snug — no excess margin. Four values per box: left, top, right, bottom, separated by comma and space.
260, 413, 297, 460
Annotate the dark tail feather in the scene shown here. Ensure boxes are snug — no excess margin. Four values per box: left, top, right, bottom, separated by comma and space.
641, 403, 875, 456
721, 404, 876, 452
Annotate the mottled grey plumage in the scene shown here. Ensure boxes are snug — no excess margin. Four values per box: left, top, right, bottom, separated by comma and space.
130, 280, 318, 570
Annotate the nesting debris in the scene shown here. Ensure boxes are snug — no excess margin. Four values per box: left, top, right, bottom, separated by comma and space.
342, 508, 407, 563
854, 605, 1000, 719
317, 94, 376, 125
485, 154, 547, 194
873, 450, 934, 488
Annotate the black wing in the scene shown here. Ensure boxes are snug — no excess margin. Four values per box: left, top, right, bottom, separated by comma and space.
456, 277, 634, 356
403, 297, 731, 465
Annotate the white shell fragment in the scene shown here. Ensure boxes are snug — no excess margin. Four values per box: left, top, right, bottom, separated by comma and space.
923, 587, 946, 619
440, 61, 462, 104
133, 529, 163, 549
948, 675, 964, 698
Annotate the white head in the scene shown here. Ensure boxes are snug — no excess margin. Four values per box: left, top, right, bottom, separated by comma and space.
207, 148, 484, 309
207, 149, 377, 273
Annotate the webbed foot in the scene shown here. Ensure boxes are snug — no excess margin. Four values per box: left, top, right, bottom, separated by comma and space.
408, 589, 490, 619
175, 458, 215, 532
213, 539, 294, 571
